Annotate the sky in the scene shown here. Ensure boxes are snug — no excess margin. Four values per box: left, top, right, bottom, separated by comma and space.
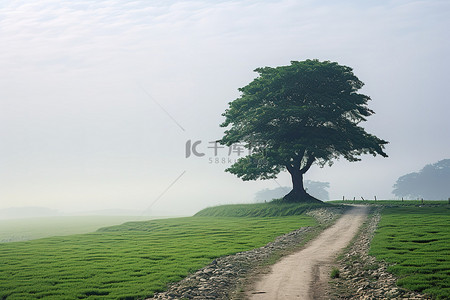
1, 0, 449, 216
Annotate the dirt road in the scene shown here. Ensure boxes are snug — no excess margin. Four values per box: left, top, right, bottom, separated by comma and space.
247, 206, 368, 300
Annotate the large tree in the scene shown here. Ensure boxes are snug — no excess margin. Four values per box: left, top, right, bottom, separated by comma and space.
220, 59, 388, 202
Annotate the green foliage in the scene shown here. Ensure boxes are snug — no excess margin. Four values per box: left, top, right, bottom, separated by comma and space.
0, 215, 314, 299
194, 201, 329, 217
220, 59, 388, 183
330, 267, 340, 278
370, 206, 450, 299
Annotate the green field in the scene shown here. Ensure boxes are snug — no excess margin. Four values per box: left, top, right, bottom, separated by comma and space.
370, 206, 450, 299
0, 216, 159, 243
329, 200, 448, 206
0, 204, 316, 299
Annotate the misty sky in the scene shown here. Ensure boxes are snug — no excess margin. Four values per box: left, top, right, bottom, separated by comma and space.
1, 0, 449, 215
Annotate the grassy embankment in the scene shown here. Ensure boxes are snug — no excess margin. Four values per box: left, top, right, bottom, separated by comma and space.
0, 202, 325, 299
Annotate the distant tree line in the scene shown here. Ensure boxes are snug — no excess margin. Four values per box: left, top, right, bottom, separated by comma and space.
393, 159, 450, 200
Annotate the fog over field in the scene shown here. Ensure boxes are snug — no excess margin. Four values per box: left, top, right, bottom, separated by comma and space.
1, 0, 449, 216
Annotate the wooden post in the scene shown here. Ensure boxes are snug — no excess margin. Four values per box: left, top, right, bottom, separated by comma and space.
353, 197, 355, 203
374, 196, 377, 201
342, 196, 345, 201
402, 197, 404, 202
361, 196, 365, 201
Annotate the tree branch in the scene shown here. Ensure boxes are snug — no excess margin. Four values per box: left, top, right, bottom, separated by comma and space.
285, 164, 294, 175
293, 149, 305, 170
300, 155, 315, 174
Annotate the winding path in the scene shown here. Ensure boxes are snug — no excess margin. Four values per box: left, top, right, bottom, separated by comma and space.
247, 205, 368, 300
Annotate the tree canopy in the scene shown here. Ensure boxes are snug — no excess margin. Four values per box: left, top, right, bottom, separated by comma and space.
220, 59, 388, 202
393, 159, 450, 200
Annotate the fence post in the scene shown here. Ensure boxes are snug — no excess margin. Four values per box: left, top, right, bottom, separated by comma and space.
374, 196, 377, 201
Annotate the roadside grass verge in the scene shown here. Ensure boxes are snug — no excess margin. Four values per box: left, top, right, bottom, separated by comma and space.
0, 207, 316, 299
370, 206, 450, 299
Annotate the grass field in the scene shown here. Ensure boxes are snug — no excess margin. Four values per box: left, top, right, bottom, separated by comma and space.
0, 203, 317, 299
370, 206, 450, 299
329, 200, 448, 206
0, 216, 159, 243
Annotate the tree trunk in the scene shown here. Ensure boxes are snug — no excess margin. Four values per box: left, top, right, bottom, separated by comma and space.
283, 168, 322, 203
